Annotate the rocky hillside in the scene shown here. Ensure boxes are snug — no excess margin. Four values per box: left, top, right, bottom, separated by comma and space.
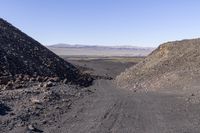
116, 39, 200, 91
0, 18, 93, 86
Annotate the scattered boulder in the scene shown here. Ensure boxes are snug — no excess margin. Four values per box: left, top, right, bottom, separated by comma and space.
31, 98, 42, 104
38, 83, 43, 88
6, 81, 13, 89
36, 76, 44, 82
23, 75, 30, 81
44, 81, 54, 88
27, 124, 43, 132
63, 78, 68, 84
48, 77, 60, 82
15, 84, 23, 89
28, 124, 35, 131
0, 76, 12, 85
30, 77, 36, 82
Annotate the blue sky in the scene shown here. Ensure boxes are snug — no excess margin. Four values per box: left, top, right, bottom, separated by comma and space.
1, 0, 200, 47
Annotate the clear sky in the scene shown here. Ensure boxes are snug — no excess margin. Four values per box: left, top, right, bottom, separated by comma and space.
1, 0, 200, 47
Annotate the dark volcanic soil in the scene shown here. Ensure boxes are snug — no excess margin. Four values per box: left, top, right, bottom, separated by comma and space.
44, 80, 200, 133
0, 81, 94, 133
1, 18, 200, 132
2, 58, 200, 133
66, 58, 137, 78
0, 58, 138, 133
0, 18, 92, 86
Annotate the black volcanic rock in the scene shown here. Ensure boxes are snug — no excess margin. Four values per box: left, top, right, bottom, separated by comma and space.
0, 18, 93, 86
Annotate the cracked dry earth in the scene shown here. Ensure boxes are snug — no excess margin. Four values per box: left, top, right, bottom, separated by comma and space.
43, 79, 200, 133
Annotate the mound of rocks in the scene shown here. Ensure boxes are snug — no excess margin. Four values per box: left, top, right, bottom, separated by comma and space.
116, 38, 200, 91
0, 18, 93, 87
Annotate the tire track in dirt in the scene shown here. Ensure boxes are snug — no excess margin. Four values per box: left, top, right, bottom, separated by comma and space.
44, 80, 200, 133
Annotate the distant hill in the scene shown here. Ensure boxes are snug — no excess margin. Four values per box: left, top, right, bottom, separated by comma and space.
49, 43, 153, 50
116, 38, 200, 91
0, 18, 92, 86
48, 44, 154, 57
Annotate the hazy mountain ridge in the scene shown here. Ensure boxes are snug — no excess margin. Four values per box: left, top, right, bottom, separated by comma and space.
49, 43, 154, 50
48, 44, 154, 57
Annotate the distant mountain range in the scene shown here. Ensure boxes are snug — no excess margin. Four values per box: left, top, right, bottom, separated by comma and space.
48, 44, 155, 51
47, 44, 155, 57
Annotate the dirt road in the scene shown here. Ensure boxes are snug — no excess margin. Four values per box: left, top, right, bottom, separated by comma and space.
44, 80, 200, 133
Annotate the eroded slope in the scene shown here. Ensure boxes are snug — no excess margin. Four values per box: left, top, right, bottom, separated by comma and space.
116, 39, 200, 91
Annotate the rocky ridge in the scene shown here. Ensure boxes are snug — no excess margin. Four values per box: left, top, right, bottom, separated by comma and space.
116, 38, 200, 92
0, 18, 93, 88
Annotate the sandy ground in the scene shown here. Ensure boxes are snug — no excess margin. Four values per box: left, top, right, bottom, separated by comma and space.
1, 57, 200, 133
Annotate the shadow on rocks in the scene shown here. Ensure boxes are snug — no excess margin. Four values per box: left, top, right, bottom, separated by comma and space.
0, 103, 11, 116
